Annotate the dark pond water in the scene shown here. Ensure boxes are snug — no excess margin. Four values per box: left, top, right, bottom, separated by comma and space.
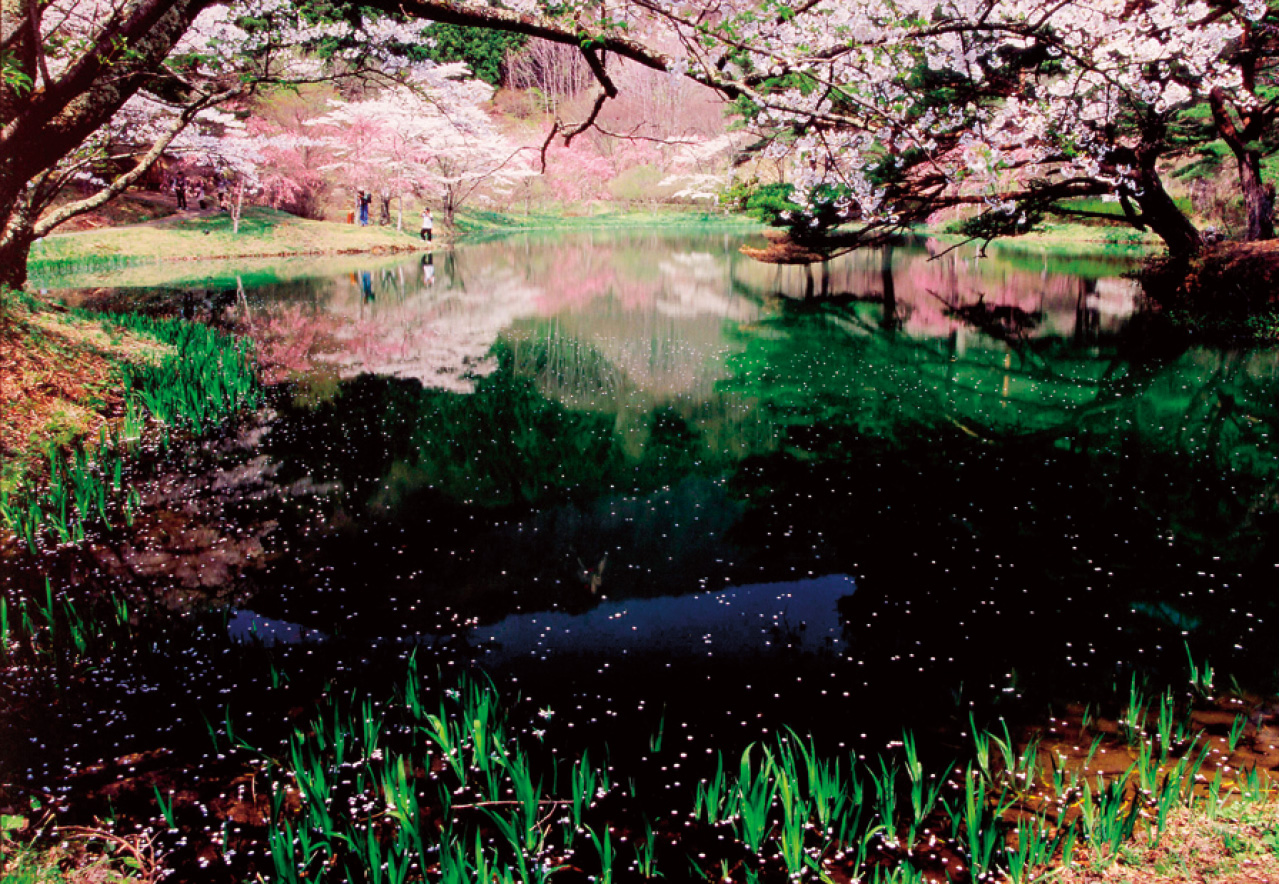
3, 228, 1276, 829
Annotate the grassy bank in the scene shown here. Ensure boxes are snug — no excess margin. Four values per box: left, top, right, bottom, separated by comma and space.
0, 294, 163, 491
26, 205, 761, 289
28, 208, 428, 287
28, 203, 1165, 289
0, 294, 260, 551
31, 251, 423, 292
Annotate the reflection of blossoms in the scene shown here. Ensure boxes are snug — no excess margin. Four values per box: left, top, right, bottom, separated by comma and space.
317, 264, 540, 393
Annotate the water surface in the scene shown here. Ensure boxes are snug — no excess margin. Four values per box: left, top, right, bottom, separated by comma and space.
6, 227, 1276, 797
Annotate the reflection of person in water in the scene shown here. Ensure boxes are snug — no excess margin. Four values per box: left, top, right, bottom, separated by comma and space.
422, 253, 435, 287
360, 270, 374, 302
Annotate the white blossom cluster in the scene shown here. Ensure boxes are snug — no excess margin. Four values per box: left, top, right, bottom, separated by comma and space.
33, 0, 487, 205
176, 0, 439, 78
523, 0, 1257, 229
303, 81, 532, 201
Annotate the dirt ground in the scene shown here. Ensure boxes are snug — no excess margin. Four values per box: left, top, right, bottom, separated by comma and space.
0, 301, 166, 488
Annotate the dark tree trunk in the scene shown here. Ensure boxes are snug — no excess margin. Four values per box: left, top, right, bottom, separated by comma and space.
0, 237, 32, 290
0, 0, 213, 291
880, 245, 897, 330
0, 197, 36, 290
1132, 164, 1204, 262
1209, 85, 1276, 241
1209, 47, 1277, 242
1237, 150, 1276, 241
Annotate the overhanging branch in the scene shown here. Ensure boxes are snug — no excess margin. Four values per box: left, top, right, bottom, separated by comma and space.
33, 84, 244, 237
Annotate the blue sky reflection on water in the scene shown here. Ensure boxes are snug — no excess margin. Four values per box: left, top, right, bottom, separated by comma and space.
473, 574, 854, 663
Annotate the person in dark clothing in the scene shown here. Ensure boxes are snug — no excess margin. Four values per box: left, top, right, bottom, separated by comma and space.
175, 172, 188, 210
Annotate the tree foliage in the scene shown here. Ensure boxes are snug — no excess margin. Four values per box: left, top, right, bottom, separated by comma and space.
1, 0, 1277, 291
417, 23, 526, 86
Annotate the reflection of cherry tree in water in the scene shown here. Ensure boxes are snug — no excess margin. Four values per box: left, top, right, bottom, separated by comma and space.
725, 294, 1276, 462
719, 315, 1275, 703
745, 240, 1142, 343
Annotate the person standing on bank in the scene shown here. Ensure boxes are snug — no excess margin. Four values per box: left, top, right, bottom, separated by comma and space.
420, 207, 433, 242
174, 172, 188, 210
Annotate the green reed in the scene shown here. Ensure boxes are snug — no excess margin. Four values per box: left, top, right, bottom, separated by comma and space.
0, 579, 134, 684
1119, 675, 1152, 747
499, 744, 544, 854
900, 731, 945, 847
1, 312, 260, 551
0, 441, 140, 551
733, 744, 779, 855
153, 787, 177, 831
771, 741, 812, 877
694, 751, 728, 824
632, 819, 660, 879
569, 751, 598, 830
870, 757, 899, 839
587, 825, 615, 884
1228, 714, 1248, 751
1004, 807, 1062, 884
962, 764, 1008, 878
110, 313, 261, 432
250, 661, 1275, 884
1184, 642, 1215, 699
1078, 766, 1140, 866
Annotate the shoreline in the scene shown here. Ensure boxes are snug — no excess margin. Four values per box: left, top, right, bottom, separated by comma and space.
1, 218, 1276, 884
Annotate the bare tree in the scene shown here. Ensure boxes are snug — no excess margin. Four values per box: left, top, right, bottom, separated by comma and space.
505, 39, 594, 115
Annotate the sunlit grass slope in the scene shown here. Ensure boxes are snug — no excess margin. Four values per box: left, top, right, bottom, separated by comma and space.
29, 208, 427, 277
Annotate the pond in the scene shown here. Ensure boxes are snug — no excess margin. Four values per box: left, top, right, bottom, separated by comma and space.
3, 227, 1276, 878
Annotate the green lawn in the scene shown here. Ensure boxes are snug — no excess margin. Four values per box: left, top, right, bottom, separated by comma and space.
30, 207, 427, 275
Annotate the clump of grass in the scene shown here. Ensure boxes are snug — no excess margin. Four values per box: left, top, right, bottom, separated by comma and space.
0, 579, 136, 689
109, 313, 261, 433
250, 663, 1276, 884
0, 311, 259, 551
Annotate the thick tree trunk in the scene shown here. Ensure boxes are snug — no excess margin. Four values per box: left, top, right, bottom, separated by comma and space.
0, 195, 37, 290
1132, 165, 1204, 262
1209, 87, 1277, 242
0, 234, 34, 290
1236, 149, 1276, 242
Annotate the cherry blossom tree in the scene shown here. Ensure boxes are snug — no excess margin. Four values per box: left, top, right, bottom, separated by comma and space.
411, 83, 534, 224
248, 88, 338, 218
362, 0, 1274, 261
2, 0, 1274, 291
169, 114, 268, 232
0, 0, 444, 288
303, 74, 531, 226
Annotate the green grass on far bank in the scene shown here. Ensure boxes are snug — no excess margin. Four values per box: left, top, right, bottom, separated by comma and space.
452, 205, 765, 236
29, 208, 428, 280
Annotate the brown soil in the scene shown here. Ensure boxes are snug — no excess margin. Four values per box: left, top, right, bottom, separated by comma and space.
739, 229, 835, 264
0, 301, 168, 488
1054, 804, 1279, 884
52, 189, 181, 232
